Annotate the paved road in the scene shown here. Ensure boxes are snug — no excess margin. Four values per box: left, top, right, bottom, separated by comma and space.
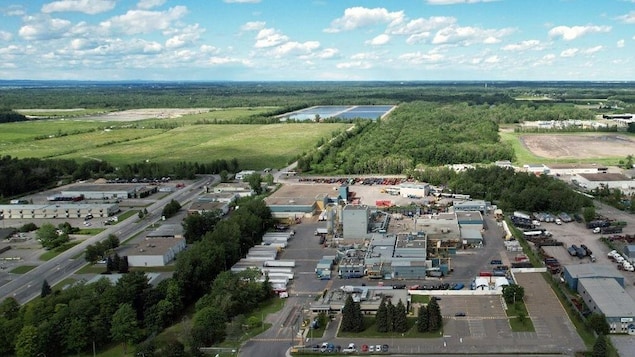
0, 175, 215, 304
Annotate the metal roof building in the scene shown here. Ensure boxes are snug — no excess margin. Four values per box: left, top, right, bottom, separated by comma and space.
563, 264, 624, 291
578, 278, 635, 333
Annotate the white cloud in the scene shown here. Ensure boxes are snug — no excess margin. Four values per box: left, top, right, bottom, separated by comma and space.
137, 0, 166, 10
223, 0, 261, 3
548, 25, 611, 41
432, 25, 513, 45
583, 45, 602, 54
199, 45, 218, 54
336, 61, 372, 69
386, 16, 456, 44
42, 0, 116, 15
367, 34, 390, 46
560, 48, 579, 57
398, 51, 444, 64
426, 0, 498, 4
241, 21, 266, 31
617, 11, 635, 24
325, 7, 403, 33
351, 52, 381, 60
484, 55, 500, 64
617, 39, 625, 48
502, 40, 543, 51
165, 24, 204, 49
532, 53, 556, 67
19, 16, 72, 40
0, 31, 13, 41
270, 41, 320, 57
3, 5, 25, 16
314, 48, 339, 59
100, 6, 188, 35
254, 28, 289, 48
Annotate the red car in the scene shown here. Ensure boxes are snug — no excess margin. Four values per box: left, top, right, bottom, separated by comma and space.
361, 344, 369, 352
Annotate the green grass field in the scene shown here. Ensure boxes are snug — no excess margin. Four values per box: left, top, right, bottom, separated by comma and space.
1, 115, 346, 169
9, 265, 37, 274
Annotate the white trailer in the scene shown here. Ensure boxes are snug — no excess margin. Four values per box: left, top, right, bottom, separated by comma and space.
247, 250, 278, 257
265, 272, 294, 280
262, 267, 293, 275
315, 228, 329, 236
264, 260, 296, 268
246, 254, 278, 261
267, 242, 287, 249
258, 276, 289, 285
262, 236, 289, 244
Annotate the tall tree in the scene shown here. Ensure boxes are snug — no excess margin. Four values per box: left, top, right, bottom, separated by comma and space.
246, 173, 263, 195
394, 299, 408, 333
427, 298, 442, 332
591, 333, 608, 357
386, 301, 395, 332
110, 303, 140, 355
40, 280, 51, 298
416, 304, 429, 332
341, 295, 357, 332
502, 284, 525, 304
376, 298, 388, 333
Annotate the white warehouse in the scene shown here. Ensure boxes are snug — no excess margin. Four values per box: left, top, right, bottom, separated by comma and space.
398, 182, 429, 198
123, 237, 186, 267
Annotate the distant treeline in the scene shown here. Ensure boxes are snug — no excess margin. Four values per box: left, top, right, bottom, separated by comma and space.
0, 109, 27, 123
0, 155, 240, 199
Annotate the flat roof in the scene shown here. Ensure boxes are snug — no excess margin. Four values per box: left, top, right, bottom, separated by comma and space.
460, 227, 483, 240
579, 278, 635, 318
215, 182, 251, 190
547, 163, 602, 169
62, 183, 142, 192
0, 203, 117, 210
264, 184, 332, 206
146, 224, 183, 238
121, 237, 185, 256
578, 173, 631, 182
565, 264, 623, 279
455, 211, 484, 223
189, 201, 227, 211
344, 204, 369, 210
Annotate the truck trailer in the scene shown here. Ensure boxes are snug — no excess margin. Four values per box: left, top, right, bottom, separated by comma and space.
264, 260, 296, 268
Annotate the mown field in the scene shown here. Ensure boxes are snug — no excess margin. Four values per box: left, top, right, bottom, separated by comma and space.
0, 114, 347, 169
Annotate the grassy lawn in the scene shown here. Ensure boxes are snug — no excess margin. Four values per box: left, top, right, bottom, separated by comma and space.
76, 265, 105, 274
76, 228, 106, 235
9, 265, 37, 274
53, 277, 77, 290
410, 295, 430, 304
509, 316, 535, 332
117, 210, 139, 221
40, 241, 81, 261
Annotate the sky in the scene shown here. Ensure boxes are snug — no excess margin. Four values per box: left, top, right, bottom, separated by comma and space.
0, 0, 634, 81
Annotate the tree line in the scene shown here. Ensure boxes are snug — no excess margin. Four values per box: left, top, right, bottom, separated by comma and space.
411, 165, 593, 213
0, 155, 240, 200
0, 197, 274, 356
0, 110, 27, 123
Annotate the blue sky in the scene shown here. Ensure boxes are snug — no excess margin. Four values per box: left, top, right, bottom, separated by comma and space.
0, 0, 634, 81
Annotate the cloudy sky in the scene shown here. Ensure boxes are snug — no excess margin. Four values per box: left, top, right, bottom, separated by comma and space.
0, 0, 634, 81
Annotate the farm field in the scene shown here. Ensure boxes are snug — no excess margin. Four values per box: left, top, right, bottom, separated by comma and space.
500, 131, 635, 165
0, 121, 347, 169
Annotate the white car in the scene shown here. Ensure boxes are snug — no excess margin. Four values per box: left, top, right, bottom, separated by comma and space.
369, 345, 375, 352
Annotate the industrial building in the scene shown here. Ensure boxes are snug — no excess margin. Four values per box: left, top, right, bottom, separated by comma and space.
363, 232, 430, 279
0, 203, 119, 219
122, 237, 186, 267
235, 170, 256, 181
453, 200, 490, 214
188, 200, 231, 216
58, 183, 144, 200
310, 285, 409, 314
146, 224, 183, 239
456, 211, 485, 246
342, 205, 371, 239
213, 182, 254, 197
398, 182, 429, 198
264, 184, 333, 218
545, 163, 605, 176
574, 173, 635, 191
562, 264, 625, 291
577, 278, 635, 333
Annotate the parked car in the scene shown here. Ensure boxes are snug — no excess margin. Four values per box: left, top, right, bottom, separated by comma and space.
455, 312, 466, 317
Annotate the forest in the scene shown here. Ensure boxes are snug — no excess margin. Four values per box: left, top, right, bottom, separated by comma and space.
411, 165, 593, 213
0, 198, 274, 357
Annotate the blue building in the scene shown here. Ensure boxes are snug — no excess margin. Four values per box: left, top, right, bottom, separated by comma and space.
563, 264, 624, 291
